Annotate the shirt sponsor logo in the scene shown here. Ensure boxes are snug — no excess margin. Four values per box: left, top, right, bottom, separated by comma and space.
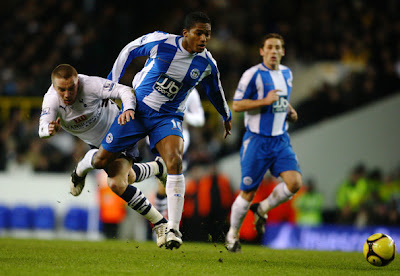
272, 96, 288, 113
153, 73, 183, 100
73, 115, 87, 124
63, 109, 101, 131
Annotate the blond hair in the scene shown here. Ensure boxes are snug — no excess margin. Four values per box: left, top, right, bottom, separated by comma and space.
51, 64, 78, 83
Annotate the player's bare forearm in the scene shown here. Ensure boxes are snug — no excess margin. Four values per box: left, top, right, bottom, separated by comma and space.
287, 104, 298, 123
233, 89, 280, 112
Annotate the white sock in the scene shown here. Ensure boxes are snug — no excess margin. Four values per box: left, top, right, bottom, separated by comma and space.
258, 182, 294, 215
228, 195, 251, 237
76, 149, 97, 177
166, 174, 185, 230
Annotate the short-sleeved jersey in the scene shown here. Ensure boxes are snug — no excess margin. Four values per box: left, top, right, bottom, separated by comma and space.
107, 31, 231, 122
233, 63, 293, 136
39, 74, 136, 147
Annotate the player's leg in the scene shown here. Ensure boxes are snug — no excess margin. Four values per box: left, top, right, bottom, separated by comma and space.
226, 133, 268, 252
129, 157, 167, 184
255, 170, 302, 215
71, 117, 146, 196
106, 157, 168, 247
154, 180, 168, 216
155, 134, 185, 250
70, 147, 120, 196
226, 189, 257, 252
252, 135, 302, 227
153, 127, 190, 219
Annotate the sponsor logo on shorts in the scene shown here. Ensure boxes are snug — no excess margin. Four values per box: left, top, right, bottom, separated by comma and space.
243, 176, 253, 185
190, 68, 200, 79
106, 133, 113, 143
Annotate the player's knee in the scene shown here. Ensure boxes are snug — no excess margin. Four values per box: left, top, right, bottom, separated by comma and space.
108, 178, 126, 196
240, 190, 256, 202
92, 155, 109, 169
165, 154, 183, 174
288, 177, 302, 194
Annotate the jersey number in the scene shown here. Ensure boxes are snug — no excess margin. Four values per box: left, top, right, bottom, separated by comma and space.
171, 119, 183, 131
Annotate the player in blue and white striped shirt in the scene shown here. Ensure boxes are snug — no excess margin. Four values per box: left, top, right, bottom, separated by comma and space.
225, 33, 303, 252
73, 12, 232, 249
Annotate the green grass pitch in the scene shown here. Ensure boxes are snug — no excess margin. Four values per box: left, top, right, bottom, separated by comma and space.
0, 238, 398, 275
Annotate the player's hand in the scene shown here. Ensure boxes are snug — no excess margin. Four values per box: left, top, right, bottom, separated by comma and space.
48, 117, 61, 136
264, 89, 280, 105
287, 105, 298, 123
223, 120, 232, 139
118, 109, 135, 125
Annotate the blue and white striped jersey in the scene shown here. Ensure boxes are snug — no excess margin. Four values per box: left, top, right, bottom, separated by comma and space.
107, 31, 231, 121
233, 63, 293, 136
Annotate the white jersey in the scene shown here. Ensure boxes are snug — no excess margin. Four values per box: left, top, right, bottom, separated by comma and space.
183, 88, 205, 154
184, 88, 205, 128
39, 74, 136, 147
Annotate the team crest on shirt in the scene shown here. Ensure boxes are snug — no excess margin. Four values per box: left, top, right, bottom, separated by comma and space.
190, 68, 200, 79
243, 176, 253, 185
106, 133, 113, 143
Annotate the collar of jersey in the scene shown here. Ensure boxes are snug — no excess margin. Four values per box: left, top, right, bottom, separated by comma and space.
261, 62, 279, 71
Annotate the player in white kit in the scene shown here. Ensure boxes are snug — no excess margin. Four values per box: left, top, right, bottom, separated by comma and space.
39, 64, 168, 247
225, 34, 303, 252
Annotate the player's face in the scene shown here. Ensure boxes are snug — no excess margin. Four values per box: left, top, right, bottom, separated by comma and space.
182, 22, 211, 54
260, 38, 285, 70
53, 76, 79, 105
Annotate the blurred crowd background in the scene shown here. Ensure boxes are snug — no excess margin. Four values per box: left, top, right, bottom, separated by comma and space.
1, 0, 400, 237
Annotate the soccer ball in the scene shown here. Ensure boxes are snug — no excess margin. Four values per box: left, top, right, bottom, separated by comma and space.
363, 233, 396, 266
